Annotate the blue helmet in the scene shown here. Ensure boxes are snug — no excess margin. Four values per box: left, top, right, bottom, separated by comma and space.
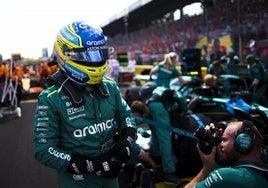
53, 21, 109, 85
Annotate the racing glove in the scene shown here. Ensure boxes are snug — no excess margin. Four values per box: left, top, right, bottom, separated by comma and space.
111, 127, 137, 162
67, 154, 124, 178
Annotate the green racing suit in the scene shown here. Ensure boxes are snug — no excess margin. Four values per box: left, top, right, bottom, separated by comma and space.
33, 76, 136, 188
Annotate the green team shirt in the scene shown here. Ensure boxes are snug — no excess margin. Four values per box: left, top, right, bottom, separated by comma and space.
155, 63, 180, 88
249, 62, 263, 83
196, 161, 268, 188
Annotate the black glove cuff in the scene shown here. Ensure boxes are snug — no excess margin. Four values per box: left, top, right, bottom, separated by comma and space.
67, 154, 124, 178
122, 127, 137, 141
67, 154, 88, 174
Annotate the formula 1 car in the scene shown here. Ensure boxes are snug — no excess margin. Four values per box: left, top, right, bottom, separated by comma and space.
123, 75, 268, 187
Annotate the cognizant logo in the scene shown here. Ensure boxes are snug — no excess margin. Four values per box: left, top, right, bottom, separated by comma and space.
48, 147, 71, 161
73, 118, 114, 138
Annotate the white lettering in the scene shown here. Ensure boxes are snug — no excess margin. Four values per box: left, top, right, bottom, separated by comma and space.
126, 117, 132, 127
38, 111, 47, 116
38, 138, 47, 143
67, 106, 85, 115
86, 39, 106, 46
103, 161, 110, 172
161, 68, 172, 75
72, 174, 84, 181
86, 160, 94, 172
37, 122, 49, 127
48, 147, 71, 161
79, 23, 88, 29
65, 64, 86, 81
37, 105, 49, 110
73, 129, 82, 137
69, 113, 86, 120
87, 46, 108, 51
73, 118, 114, 138
37, 117, 49, 121
106, 119, 112, 128
83, 126, 89, 135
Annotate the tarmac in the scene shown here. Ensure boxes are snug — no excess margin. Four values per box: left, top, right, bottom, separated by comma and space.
0, 100, 58, 188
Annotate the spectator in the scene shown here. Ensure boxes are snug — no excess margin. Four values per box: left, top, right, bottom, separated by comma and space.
107, 53, 120, 83
38, 61, 54, 88
127, 52, 137, 79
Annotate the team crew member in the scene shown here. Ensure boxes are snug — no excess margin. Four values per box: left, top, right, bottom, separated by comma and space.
138, 82, 188, 185
149, 52, 189, 88
184, 120, 268, 188
246, 54, 268, 107
33, 21, 137, 188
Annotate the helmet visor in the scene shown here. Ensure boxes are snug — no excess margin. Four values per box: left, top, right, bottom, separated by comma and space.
65, 47, 109, 65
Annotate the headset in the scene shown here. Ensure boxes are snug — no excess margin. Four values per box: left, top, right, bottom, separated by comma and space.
234, 120, 255, 155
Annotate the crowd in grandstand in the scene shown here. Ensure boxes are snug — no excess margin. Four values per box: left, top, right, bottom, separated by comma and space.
108, 0, 268, 64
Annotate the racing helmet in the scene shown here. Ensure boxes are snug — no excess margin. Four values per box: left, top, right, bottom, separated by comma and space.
53, 21, 109, 85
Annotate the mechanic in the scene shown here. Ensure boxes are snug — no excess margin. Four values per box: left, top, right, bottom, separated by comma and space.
138, 81, 188, 185
246, 54, 268, 107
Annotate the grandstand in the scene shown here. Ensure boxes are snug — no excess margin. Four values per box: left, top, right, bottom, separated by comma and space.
102, 0, 268, 64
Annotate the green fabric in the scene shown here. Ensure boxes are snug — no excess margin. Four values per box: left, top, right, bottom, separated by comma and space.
33, 76, 136, 187
249, 62, 268, 106
57, 172, 119, 188
196, 161, 268, 188
147, 101, 176, 173
149, 86, 188, 113
249, 63, 263, 82
154, 63, 180, 88
125, 142, 142, 166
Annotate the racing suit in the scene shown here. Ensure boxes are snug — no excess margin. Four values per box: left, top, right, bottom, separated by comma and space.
33, 76, 136, 188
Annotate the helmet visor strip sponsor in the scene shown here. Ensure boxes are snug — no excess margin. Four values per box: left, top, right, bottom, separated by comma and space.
65, 47, 109, 66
